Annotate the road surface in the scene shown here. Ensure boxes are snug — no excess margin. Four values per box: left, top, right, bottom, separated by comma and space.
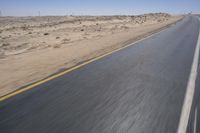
0, 15, 200, 133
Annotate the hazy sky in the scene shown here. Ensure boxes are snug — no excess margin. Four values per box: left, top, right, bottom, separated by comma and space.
0, 0, 199, 16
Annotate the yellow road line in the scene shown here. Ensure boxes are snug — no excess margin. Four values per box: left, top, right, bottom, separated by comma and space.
0, 26, 170, 102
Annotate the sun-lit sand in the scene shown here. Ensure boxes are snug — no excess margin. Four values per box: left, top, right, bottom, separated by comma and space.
0, 13, 182, 96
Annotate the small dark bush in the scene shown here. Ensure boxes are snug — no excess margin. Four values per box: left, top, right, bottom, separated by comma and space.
44, 33, 49, 36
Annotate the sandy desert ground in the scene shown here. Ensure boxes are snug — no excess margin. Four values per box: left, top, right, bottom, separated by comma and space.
0, 13, 183, 96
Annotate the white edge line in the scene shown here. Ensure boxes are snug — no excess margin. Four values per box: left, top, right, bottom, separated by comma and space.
177, 17, 200, 133
194, 107, 197, 133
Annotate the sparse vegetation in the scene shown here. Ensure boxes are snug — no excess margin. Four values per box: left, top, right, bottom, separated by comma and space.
44, 33, 49, 35
2, 43, 10, 47
53, 44, 61, 48
62, 38, 71, 42
21, 26, 29, 30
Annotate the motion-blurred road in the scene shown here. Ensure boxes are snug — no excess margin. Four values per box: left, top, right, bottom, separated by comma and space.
0, 15, 200, 133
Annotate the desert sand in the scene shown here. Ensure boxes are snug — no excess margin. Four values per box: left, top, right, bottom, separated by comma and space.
0, 13, 183, 96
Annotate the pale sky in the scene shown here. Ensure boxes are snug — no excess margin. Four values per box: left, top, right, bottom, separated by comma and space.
0, 0, 199, 16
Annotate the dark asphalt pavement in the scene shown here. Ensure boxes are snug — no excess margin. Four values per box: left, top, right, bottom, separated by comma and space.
0, 15, 200, 133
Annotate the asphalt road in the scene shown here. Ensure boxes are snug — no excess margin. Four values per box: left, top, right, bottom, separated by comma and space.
0, 15, 200, 133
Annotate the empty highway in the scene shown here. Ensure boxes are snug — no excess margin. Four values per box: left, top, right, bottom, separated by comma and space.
0, 15, 200, 133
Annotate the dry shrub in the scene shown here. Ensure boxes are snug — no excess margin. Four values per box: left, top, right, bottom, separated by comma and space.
62, 38, 71, 42
53, 44, 61, 48
2, 43, 10, 47
44, 33, 49, 36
